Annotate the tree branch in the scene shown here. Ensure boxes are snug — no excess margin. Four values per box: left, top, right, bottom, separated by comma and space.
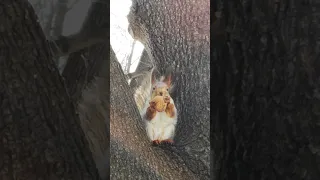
125, 66, 153, 80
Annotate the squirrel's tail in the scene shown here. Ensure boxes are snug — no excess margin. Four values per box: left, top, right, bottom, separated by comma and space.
133, 67, 155, 113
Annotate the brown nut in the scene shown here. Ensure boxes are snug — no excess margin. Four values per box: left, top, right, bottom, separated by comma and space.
150, 96, 167, 112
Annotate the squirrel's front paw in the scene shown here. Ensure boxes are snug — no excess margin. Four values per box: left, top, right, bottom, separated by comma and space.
150, 96, 166, 112
145, 106, 157, 120
164, 96, 171, 104
165, 103, 175, 118
149, 101, 157, 108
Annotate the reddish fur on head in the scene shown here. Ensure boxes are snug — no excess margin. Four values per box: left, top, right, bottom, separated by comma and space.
150, 73, 175, 118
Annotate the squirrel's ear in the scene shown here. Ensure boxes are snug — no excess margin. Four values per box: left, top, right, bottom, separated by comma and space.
163, 66, 173, 87
163, 74, 172, 87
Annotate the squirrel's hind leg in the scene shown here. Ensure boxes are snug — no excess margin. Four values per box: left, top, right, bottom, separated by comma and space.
146, 123, 155, 141
165, 103, 176, 118
147, 123, 163, 144
160, 124, 175, 144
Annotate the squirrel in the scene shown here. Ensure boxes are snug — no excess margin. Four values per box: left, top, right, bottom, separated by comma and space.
140, 70, 177, 145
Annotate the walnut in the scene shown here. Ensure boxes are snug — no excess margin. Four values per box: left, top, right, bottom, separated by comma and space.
150, 96, 167, 112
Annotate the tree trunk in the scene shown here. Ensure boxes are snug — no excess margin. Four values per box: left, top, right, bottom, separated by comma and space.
128, 0, 210, 179
212, 0, 320, 179
110, 46, 198, 180
0, 0, 100, 179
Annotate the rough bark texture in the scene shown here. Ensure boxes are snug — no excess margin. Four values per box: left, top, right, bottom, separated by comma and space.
110, 47, 198, 180
212, 0, 320, 179
128, 0, 210, 179
0, 0, 100, 179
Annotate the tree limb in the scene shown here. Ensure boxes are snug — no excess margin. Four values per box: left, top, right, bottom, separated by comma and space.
125, 66, 153, 80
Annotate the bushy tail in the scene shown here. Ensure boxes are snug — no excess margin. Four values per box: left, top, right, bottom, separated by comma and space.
133, 67, 155, 113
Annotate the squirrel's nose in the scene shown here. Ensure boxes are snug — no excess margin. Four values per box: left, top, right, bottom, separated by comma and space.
159, 92, 163, 96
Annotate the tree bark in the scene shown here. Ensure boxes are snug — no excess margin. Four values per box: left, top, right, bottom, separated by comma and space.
110, 46, 198, 180
212, 0, 320, 179
0, 0, 100, 179
128, 0, 210, 179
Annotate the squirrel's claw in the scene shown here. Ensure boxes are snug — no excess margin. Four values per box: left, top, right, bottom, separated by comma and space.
152, 140, 161, 145
149, 101, 156, 108
145, 106, 157, 120
164, 96, 170, 104
161, 139, 174, 145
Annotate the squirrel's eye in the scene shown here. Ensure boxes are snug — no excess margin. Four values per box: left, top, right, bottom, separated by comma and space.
167, 89, 169, 91
153, 87, 155, 90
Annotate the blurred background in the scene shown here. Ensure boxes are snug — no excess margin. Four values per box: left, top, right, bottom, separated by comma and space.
28, 0, 144, 74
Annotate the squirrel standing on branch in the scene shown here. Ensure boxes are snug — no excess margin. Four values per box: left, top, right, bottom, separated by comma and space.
141, 70, 177, 145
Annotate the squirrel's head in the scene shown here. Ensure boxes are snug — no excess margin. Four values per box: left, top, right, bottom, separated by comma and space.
151, 73, 172, 98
